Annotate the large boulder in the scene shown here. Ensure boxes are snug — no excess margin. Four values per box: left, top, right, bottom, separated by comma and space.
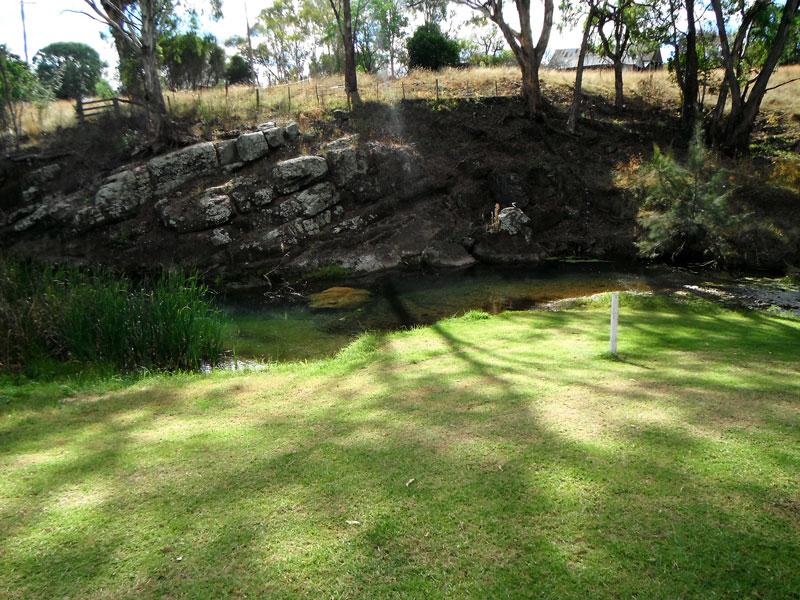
498, 206, 531, 235
272, 156, 328, 193
284, 122, 300, 139
73, 166, 152, 231
155, 190, 234, 232
10, 192, 81, 232
324, 136, 367, 188
274, 182, 339, 219
263, 127, 285, 148
325, 139, 429, 202
236, 131, 269, 162
422, 241, 477, 268
215, 139, 239, 166
147, 142, 218, 196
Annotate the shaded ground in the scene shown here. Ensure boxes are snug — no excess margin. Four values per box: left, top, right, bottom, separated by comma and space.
2, 294, 799, 598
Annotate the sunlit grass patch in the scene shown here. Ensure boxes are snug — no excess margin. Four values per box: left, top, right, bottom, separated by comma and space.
1, 295, 799, 598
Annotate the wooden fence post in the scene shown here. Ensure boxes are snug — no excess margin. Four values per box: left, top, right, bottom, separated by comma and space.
495, 80, 499, 96
435, 78, 440, 101
75, 97, 84, 125
256, 87, 260, 110
112, 97, 121, 118
315, 84, 320, 106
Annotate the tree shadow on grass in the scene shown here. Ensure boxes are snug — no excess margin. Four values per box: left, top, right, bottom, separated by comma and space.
2, 298, 800, 598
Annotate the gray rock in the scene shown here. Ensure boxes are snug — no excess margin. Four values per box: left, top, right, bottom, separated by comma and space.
147, 142, 218, 196
12, 192, 82, 232
26, 163, 61, 186
156, 190, 234, 232
252, 188, 274, 207
73, 166, 152, 231
215, 139, 239, 166
264, 126, 285, 148
275, 182, 338, 219
222, 162, 245, 174
236, 131, 269, 162
498, 206, 531, 235
257, 121, 277, 131
422, 241, 477, 268
284, 121, 300, 139
272, 155, 328, 193
209, 228, 232, 247
324, 136, 366, 188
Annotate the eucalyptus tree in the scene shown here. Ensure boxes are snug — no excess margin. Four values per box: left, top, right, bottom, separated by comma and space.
328, 0, 362, 104
560, 0, 601, 131
76, 0, 221, 137
456, 0, 554, 118
708, 0, 800, 153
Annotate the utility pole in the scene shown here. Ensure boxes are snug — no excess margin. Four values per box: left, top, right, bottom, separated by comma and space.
20, 0, 30, 63
244, 1, 260, 87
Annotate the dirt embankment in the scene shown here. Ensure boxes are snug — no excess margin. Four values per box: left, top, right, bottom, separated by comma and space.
2, 94, 798, 286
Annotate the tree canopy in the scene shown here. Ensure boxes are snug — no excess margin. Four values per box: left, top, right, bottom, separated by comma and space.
33, 42, 105, 100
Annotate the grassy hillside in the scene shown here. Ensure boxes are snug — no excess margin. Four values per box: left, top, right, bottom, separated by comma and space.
2, 294, 799, 598
19, 65, 800, 139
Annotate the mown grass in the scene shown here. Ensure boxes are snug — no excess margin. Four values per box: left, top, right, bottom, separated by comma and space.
1, 293, 799, 598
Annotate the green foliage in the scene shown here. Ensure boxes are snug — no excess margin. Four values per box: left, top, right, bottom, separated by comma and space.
160, 31, 226, 90
0, 45, 52, 147
627, 125, 745, 265
94, 78, 116, 99
225, 55, 254, 84
33, 42, 105, 100
407, 23, 460, 70
0, 260, 225, 373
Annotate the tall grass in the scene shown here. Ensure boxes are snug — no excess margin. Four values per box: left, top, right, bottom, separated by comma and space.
18, 65, 800, 139
0, 260, 225, 373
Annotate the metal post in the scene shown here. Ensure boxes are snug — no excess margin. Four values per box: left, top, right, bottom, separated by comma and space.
287, 84, 291, 110
256, 87, 260, 110
610, 292, 619, 355
401, 81, 405, 100
495, 80, 499, 96
435, 78, 440, 101
376, 80, 379, 100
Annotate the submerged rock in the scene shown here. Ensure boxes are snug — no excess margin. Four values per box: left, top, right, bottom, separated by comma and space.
308, 286, 370, 309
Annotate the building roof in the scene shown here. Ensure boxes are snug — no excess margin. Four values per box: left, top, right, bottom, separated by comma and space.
547, 48, 663, 70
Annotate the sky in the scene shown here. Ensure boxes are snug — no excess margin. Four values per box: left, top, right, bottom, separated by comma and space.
0, 0, 585, 84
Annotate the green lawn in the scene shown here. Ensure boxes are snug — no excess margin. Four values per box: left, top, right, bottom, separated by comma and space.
1, 294, 799, 598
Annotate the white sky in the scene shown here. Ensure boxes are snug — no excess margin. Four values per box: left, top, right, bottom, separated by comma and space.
0, 0, 585, 84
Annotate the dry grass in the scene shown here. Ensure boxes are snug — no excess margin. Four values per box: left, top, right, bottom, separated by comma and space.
13, 64, 800, 139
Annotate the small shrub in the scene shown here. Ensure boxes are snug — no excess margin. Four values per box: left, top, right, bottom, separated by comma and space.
407, 24, 460, 71
619, 125, 747, 266
0, 261, 225, 373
